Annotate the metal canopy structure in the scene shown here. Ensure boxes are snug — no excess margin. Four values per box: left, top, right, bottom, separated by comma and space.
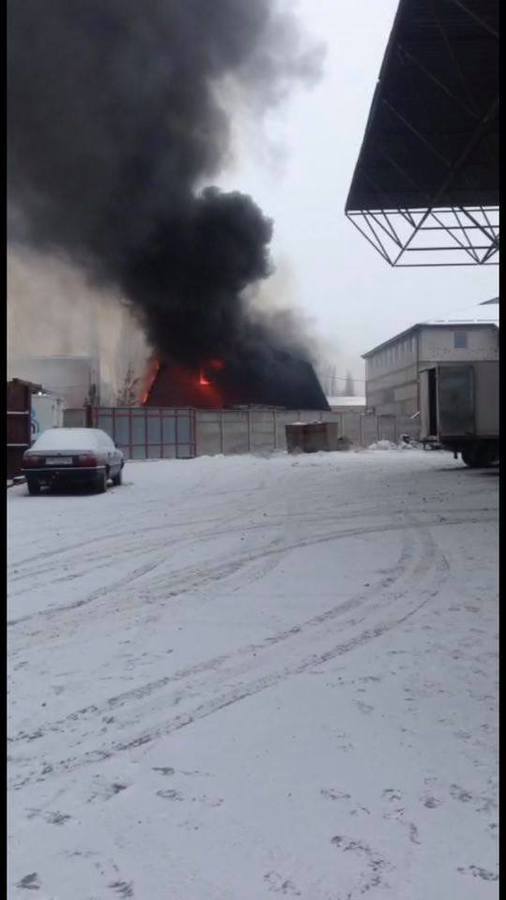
345, 0, 499, 266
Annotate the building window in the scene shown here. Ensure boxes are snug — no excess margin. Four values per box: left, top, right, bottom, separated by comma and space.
454, 330, 468, 349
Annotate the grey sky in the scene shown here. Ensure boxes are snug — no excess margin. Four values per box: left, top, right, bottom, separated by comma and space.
217, 0, 499, 384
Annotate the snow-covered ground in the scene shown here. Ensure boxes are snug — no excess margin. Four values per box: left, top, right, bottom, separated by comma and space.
8, 450, 498, 899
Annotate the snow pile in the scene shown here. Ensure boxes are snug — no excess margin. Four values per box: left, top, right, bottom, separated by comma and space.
368, 439, 398, 450
369, 437, 421, 451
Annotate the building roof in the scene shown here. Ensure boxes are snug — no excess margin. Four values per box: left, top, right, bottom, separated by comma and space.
144, 356, 330, 411
345, 0, 499, 266
424, 297, 499, 326
362, 319, 497, 359
345, 0, 498, 213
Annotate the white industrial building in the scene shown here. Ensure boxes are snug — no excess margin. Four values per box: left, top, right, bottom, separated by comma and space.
6, 355, 114, 409
363, 304, 499, 418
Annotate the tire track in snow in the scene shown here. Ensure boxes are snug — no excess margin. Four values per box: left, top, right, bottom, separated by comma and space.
9, 501, 493, 583
8, 503, 271, 586
11, 560, 447, 789
8, 461, 270, 573
7, 511, 492, 630
9, 519, 449, 787
9, 532, 416, 749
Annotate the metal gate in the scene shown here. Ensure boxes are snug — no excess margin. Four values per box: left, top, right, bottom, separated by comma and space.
92, 407, 196, 459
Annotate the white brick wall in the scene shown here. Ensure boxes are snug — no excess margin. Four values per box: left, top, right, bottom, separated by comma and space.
419, 325, 498, 362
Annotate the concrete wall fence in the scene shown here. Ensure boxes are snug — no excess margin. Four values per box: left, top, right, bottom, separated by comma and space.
63, 407, 420, 459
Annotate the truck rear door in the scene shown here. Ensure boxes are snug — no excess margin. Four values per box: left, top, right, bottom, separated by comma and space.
437, 365, 475, 437
420, 368, 438, 439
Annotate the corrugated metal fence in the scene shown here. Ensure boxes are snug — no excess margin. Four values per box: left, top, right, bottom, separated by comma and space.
63, 407, 420, 458
95, 407, 195, 459
64, 406, 196, 459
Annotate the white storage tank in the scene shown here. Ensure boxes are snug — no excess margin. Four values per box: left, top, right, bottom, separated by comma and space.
31, 393, 65, 443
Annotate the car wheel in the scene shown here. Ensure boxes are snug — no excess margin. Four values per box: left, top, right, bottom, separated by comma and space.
112, 468, 123, 486
27, 477, 40, 495
95, 471, 108, 493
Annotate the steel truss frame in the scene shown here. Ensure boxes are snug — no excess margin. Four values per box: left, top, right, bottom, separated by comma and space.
346, 205, 499, 267
345, 0, 499, 267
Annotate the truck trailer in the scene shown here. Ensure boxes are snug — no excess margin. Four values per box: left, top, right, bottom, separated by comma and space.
420, 361, 499, 467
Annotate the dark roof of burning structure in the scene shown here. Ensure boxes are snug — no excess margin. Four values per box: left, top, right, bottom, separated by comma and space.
145, 354, 330, 411
345, 0, 499, 213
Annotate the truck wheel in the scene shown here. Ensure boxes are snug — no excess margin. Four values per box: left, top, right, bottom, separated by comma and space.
112, 468, 122, 486
27, 477, 40, 495
462, 444, 495, 468
461, 446, 477, 467
476, 445, 498, 467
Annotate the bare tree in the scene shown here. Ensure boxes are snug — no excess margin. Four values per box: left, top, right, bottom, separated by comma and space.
316, 361, 339, 397
115, 364, 141, 406
344, 370, 355, 396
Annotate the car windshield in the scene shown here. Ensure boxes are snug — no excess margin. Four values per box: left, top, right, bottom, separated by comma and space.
31, 429, 109, 451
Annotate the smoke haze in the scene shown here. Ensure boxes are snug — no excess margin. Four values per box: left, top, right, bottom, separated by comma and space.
8, 0, 327, 406
7, 247, 150, 403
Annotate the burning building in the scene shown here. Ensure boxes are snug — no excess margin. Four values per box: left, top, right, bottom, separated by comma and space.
143, 354, 329, 410
8, 1, 325, 405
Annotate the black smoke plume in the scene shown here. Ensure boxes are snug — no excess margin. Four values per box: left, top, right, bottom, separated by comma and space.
7, 0, 328, 409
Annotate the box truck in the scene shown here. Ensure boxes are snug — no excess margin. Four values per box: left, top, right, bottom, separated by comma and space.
420, 361, 499, 467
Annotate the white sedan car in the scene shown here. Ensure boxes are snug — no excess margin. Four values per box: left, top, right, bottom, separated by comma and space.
22, 428, 125, 495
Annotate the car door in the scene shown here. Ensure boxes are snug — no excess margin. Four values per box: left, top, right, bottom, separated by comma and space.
437, 365, 475, 437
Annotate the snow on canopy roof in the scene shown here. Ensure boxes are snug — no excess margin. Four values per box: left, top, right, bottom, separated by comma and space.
31, 428, 111, 451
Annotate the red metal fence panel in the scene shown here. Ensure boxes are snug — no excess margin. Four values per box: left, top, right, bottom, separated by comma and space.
91, 407, 196, 459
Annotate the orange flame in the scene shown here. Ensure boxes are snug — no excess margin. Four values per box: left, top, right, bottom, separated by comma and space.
142, 359, 161, 405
